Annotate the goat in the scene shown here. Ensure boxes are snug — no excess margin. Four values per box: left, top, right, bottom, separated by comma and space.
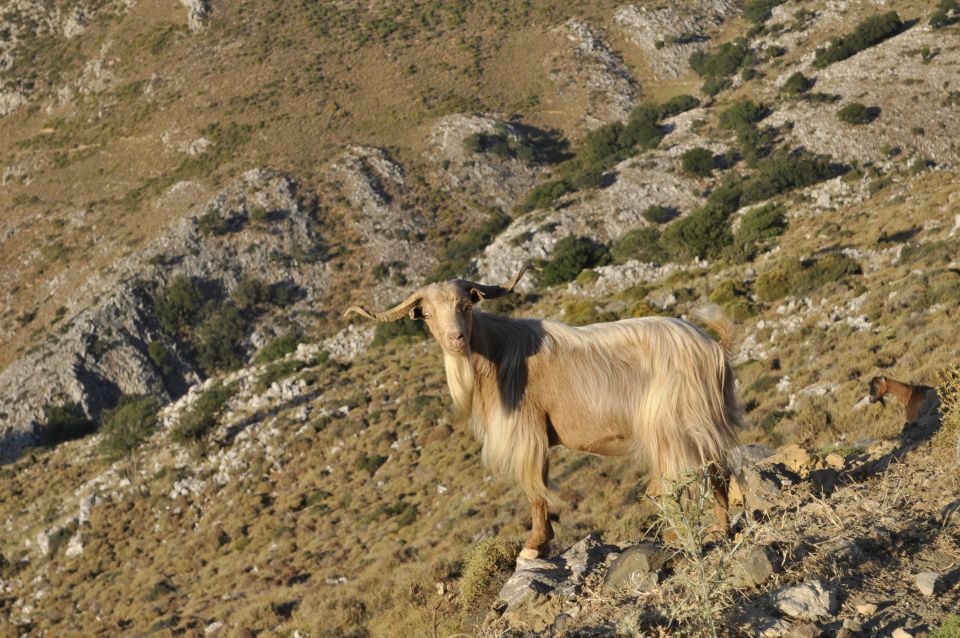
345, 265, 742, 559
868, 375, 934, 423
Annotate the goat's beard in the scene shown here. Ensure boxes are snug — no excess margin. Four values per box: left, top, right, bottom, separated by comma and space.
442, 349, 474, 415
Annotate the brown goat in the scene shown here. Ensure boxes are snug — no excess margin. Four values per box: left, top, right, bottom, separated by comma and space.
868, 375, 934, 422
345, 266, 742, 559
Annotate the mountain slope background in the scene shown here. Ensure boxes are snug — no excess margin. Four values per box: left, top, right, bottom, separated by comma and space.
1, 0, 960, 636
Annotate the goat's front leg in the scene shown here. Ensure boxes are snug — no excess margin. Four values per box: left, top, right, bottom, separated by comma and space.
708, 462, 731, 539
519, 460, 553, 560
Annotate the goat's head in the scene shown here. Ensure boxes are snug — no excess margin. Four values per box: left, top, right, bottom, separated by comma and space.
344, 265, 533, 355
868, 375, 888, 404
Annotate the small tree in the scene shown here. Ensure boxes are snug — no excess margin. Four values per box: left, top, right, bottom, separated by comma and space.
538, 236, 611, 287
781, 71, 811, 96
837, 102, 877, 125
682, 147, 717, 177
99, 395, 160, 460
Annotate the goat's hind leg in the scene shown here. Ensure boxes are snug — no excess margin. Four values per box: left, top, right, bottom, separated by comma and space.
519, 460, 554, 560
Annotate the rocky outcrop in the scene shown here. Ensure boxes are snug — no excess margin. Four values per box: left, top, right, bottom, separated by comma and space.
547, 20, 640, 130
614, 1, 739, 79
180, 0, 210, 32
0, 169, 329, 464
427, 114, 545, 211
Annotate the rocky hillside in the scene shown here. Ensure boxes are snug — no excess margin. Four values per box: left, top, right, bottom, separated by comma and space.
2, 0, 960, 636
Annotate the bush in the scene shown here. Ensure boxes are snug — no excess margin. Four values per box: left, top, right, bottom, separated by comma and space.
356, 454, 388, 475
739, 150, 837, 205
744, 0, 785, 24
661, 203, 734, 260
689, 38, 750, 78
459, 538, 521, 618
170, 382, 237, 445
813, 11, 903, 69
371, 316, 429, 347
718, 99, 766, 131
934, 367, 960, 458
37, 402, 96, 447
708, 280, 754, 321
147, 341, 174, 376
538, 236, 611, 287
611, 227, 667, 264
660, 94, 700, 117
781, 71, 811, 96
516, 179, 573, 213
642, 204, 675, 224
155, 275, 206, 334
930, 614, 960, 638
701, 76, 732, 97
837, 102, 878, 125
756, 253, 862, 301
197, 208, 229, 236
254, 331, 307, 364
99, 395, 160, 459
681, 147, 716, 177
196, 305, 248, 372
431, 207, 511, 281
730, 202, 787, 261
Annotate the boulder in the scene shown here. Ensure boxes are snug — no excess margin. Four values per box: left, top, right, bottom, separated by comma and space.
773, 581, 838, 621
731, 545, 776, 589
601, 543, 670, 593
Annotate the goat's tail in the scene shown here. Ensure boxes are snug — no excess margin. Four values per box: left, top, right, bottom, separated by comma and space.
692, 304, 734, 355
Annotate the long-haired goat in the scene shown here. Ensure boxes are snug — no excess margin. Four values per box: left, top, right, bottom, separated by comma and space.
868, 375, 934, 423
345, 265, 742, 559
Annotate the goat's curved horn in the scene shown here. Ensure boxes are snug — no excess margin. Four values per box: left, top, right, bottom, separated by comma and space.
462, 263, 536, 300
344, 290, 421, 322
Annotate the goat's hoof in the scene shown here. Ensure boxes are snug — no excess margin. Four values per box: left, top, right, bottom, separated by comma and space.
518, 547, 540, 561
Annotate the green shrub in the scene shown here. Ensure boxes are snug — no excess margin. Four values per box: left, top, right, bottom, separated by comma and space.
371, 316, 429, 347
99, 395, 160, 459
357, 454, 388, 475
231, 278, 297, 314
197, 208, 229, 236
708, 280, 754, 320
701, 76, 732, 97
517, 179, 573, 213
744, 0, 785, 24
428, 208, 511, 281
611, 227, 667, 264
660, 94, 700, 117
932, 615, 960, 638
681, 147, 716, 177
463, 127, 568, 166
170, 382, 237, 445
689, 38, 751, 78
36, 402, 96, 447
538, 236, 611, 287
756, 253, 862, 302
147, 341, 174, 376
642, 204, 675, 224
254, 331, 307, 364
739, 150, 836, 206
755, 264, 795, 302
459, 538, 521, 617
155, 275, 206, 334
661, 203, 733, 260
196, 305, 248, 372
730, 202, 787, 261
837, 102, 878, 125
718, 99, 767, 131
813, 11, 903, 69
782, 71, 811, 96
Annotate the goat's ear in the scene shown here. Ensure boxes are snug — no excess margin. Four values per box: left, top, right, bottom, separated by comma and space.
409, 305, 424, 321
470, 288, 485, 303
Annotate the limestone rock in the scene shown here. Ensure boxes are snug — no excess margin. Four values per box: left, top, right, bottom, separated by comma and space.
497, 534, 618, 631
773, 581, 838, 620
601, 543, 669, 593
731, 545, 776, 589
914, 571, 941, 597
